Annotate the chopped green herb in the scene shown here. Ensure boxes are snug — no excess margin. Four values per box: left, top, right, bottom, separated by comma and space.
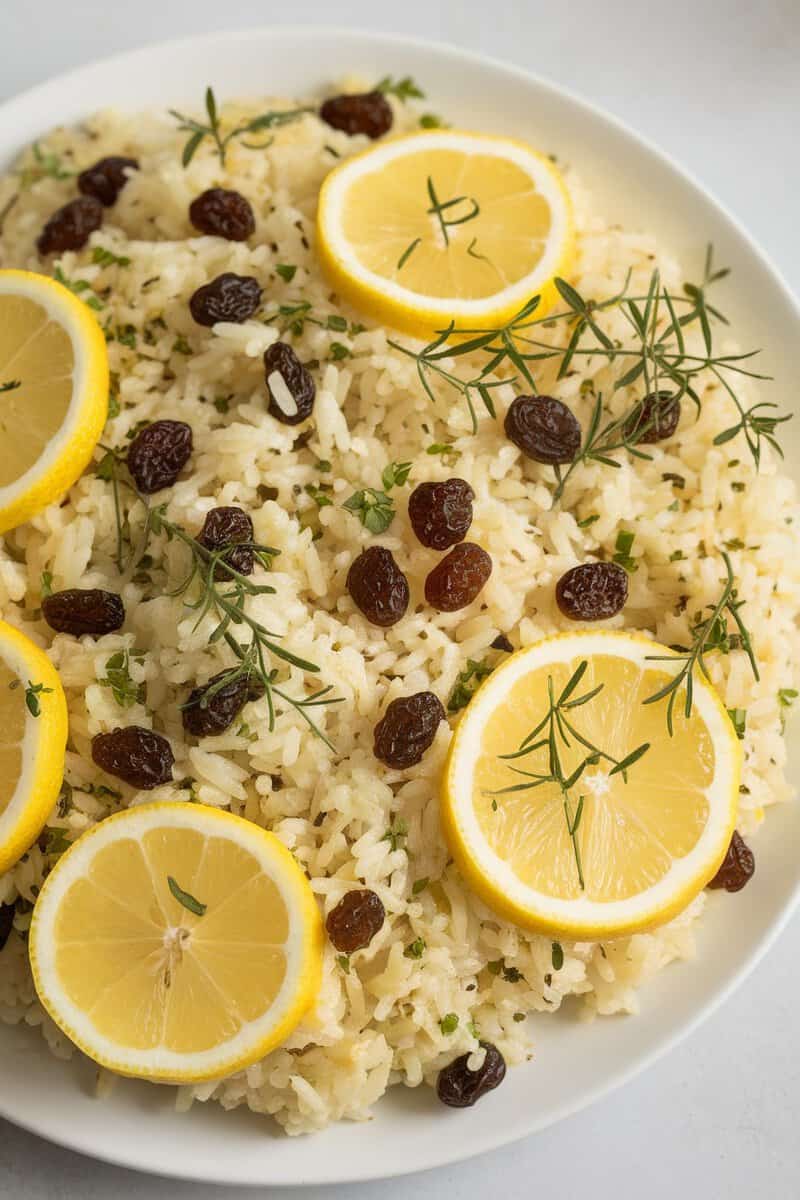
426, 442, 461, 467
731, 481, 746, 492
40, 570, 53, 598
513, 1011, 526, 1023
305, 483, 333, 509
43, 827, 72, 858
343, 488, 395, 534
325, 314, 348, 332
213, 395, 231, 414
467, 1020, 480, 1039
99, 649, 144, 709
381, 818, 409, 852
669, 549, 686, 562
662, 472, 686, 489
612, 529, 638, 573
551, 942, 564, 971
727, 707, 747, 739
167, 875, 207, 917
724, 538, 745, 551
315, 459, 332, 473
19, 680, 53, 718
397, 238, 421, 270
381, 461, 412, 490
439, 1012, 459, 1035
448, 657, 494, 713
376, 75, 426, 101
412, 877, 429, 895
404, 936, 426, 959
276, 263, 297, 283
336, 954, 351, 974
419, 113, 447, 129
53, 267, 104, 311
107, 389, 121, 420
577, 513, 600, 529
329, 341, 351, 361
91, 246, 131, 268
172, 335, 192, 356
113, 324, 137, 349
778, 688, 798, 732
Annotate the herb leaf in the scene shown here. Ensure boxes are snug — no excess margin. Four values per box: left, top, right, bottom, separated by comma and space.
343, 488, 395, 534
167, 875, 207, 917
376, 76, 426, 101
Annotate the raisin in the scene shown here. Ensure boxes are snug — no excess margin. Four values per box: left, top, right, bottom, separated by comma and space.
42, 588, 125, 637
189, 188, 255, 241
437, 1042, 507, 1108
326, 889, 386, 953
504, 395, 581, 465
37, 196, 103, 255
183, 670, 263, 738
189, 273, 262, 327
127, 420, 193, 494
91, 726, 174, 789
623, 391, 681, 444
264, 342, 316, 425
556, 562, 629, 621
408, 478, 475, 550
0, 904, 14, 952
347, 546, 409, 627
77, 156, 139, 206
707, 830, 755, 893
197, 506, 254, 577
374, 691, 446, 768
425, 543, 492, 612
319, 92, 393, 139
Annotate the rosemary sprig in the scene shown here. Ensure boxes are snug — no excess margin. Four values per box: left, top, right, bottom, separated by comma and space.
0, 380, 21, 394
170, 86, 312, 167
643, 551, 759, 735
426, 175, 480, 247
492, 660, 649, 889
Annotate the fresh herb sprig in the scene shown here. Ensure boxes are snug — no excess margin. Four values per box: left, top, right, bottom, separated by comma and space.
170, 87, 312, 167
492, 660, 649, 889
376, 76, 426, 101
343, 461, 412, 534
643, 551, 759, 734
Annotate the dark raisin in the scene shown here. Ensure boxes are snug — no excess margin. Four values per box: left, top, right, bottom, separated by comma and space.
555, 561, 629, 621
623, 391, 681, 444
127, 420, 193, 494
326, 889, 386, 953
437, 1042, 506, 1108
374, 691, 446, 768
504, 395, 581, 465
347, 546, 409, 627
77, 156, 139, 206
189, 188, 255, 241
491, 633, 514, 652
37, 196, 103, 255
264, 342, 316, 425
189, 273, 262, 327
425, 543, 492, 612
408, 479, 475, 550
707, 830, 755, 893
91, 726, 174, 789
197, 506, 254, 577
319, 92, 393, 139
42, 588, 125, 637
0, 904, 15, 952
182, 670, 263, 738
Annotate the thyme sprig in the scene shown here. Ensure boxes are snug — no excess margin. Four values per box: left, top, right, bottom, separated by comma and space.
643, 551, 759, 735
170, 87, 312, 167
492, 661, 649, 889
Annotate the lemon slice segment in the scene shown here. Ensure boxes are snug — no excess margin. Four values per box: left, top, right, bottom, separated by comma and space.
0, 269, 108, 534
30, 803, 323, 1082
0, 619, 67, 875
316, 130, 573, 336
442, 631, 740, 939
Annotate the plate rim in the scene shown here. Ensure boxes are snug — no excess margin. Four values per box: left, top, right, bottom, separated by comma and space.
0, 24, 799, 1186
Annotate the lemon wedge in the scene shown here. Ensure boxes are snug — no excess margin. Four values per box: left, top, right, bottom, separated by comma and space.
442, 631, 740, 939
0, 269, 108, 534
316, 130, 573, 337
0, 619, 67, 875
30, 803, 323, 1082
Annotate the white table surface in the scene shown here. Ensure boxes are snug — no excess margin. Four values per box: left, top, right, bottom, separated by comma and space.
1, 0, 798, 1195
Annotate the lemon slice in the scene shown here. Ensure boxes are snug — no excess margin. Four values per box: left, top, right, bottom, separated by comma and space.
316, 130, 573, 337
0, 269, 108, 534
0, 619, 67, 875
442, 631, 740, 939
30, 803, 323, 1082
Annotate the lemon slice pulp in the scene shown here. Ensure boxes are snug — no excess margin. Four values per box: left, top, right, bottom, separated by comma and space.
0, 269, 108, 534
442, 631, 740, 939
0, 619, 67, 875
30, 803, 323, 1082
316, 131, 573, 336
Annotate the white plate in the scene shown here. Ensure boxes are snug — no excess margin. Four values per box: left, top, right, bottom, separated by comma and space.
0, 26, 798, 1188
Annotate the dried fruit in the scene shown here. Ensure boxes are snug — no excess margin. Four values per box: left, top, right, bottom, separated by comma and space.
325, 889, 386, 953
374, 691, 445, 768
319, 92, 393, 139
425, 543, 492, 612
555, 561, 629, 621
77, 156, 139, 206
0, 904, 14, 952
91, 726, 174, 790
408, 478, 475, 550
189, 272, 262, 327
127, 420, 193, 494
346, 546, 409, 627
188, 188, 256, 241
707, 830, 755, 893
197, 506, 254, 577
437, 1042, 507, 1108
42, 588, 125, 637
623, 390, 681, 444
37, 196, 103, 255
264, 342, 316, 425
504, 394, 581, 465
183, 671, 263, 738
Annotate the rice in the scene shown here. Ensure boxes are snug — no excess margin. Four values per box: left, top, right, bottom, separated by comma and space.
0, 85, 798, 1136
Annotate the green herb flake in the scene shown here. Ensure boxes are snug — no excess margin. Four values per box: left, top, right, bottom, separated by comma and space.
305, 483, 333, 510
336, 954, 351, 974
577, 513, 600, 529
467, 1020, 480, 1039
439, 1012, 459, 1035
669, 549, 686, 562
329, 341, 351, 361
92, 246, 131, 268
40, 570, 53, 598
276, 263, 297, 283
53, 267, 104, 312
343, 488, 395, 534
551, 942, 564, 971
612, 529, 638, 573
172, 335, 192, 356
731, 481, 746, 492
426, 442, 461, 466
213, 395, 231, 414
448, 657, 494, 713
99, 649, 144, 708
381, 461, 412, 490
376, 75, 426, 101
513, 1011, 526, 1022
412, 877, 429, 895
44, 827, 72, 858
381, 818, 409, 852
778, 688, 798, 709
404, 936, 426, 959
325, 314, 348, 332
167, 875, 207, 916
23, 680, 53, 718
419, 113, 446, 129
727, 708, 747, 739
